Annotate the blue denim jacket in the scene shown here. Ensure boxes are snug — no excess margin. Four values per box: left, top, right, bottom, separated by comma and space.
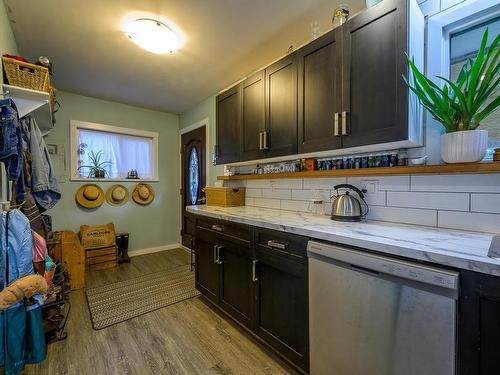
21, 116, 61, 210
0, 209, 34, 287
0, 98, 23, 182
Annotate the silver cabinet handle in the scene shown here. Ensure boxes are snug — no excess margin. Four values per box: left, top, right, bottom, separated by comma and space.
267, 240, 288, 250
211, 224, 223, 232
259, 132, 263, 150
213, 245, 218, 264
252, 259, 259, 282
341, 111, 349, 135
334, 112, 340, 137
217, 246, 223, 265
262, 131, 269, 150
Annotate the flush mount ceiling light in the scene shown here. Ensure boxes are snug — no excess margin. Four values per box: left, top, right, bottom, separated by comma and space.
126, 18, 181, 54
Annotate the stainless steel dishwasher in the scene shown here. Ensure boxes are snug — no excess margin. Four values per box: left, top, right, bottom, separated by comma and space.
307, 240, 459, 375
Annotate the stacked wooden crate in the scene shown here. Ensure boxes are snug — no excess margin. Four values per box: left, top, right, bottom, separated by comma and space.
79, 223, 118, 272
85, 245, 118, 271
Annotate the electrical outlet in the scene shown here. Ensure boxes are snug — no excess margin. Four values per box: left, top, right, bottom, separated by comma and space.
360, 180, 378, 195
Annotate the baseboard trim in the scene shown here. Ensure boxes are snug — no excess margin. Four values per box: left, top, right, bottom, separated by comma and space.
129, 243, 180, 257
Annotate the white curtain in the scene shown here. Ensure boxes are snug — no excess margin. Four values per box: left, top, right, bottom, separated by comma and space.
78, 129, 153, 179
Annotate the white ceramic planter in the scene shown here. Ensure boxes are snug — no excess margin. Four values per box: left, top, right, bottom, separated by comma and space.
440, 129, 488, 163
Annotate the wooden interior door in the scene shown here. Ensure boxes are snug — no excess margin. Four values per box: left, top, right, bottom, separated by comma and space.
181, 126, 206, 250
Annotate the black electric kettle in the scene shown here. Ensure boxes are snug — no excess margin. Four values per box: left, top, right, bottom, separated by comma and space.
331, 184, 369, 222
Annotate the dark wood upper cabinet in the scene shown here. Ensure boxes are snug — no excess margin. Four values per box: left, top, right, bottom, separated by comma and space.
215, 0, 423, 163
216, 85, 241, 164
265, 53, 298, 158
298, 28, 342, 153
341, 0, 409, 148
240, 71, 266, 162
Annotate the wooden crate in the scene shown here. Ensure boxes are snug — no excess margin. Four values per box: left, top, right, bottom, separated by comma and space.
60, 231, 85, 290
86, 245, 118, 272
204, 187, 245, 207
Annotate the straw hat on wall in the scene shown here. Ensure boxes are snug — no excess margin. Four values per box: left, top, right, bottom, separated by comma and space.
76, 184, 105, 209
105, 184, 129, 206
132, 183, 155, 205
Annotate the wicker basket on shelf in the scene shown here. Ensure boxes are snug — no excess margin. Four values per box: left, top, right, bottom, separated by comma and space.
2, 56, 50, 92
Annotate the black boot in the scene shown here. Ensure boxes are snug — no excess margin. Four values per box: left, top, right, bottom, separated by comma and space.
116, 234, 124, 264
122, 233, 131, 263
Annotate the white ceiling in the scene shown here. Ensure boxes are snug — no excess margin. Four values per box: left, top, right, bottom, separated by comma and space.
5, 0, 364, 114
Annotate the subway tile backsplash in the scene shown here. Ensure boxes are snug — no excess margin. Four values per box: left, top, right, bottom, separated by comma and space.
226, 173, 500, 234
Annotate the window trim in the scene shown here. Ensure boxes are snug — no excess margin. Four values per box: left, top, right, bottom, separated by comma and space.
427, 0, 500, 86
70, 120, 159, 182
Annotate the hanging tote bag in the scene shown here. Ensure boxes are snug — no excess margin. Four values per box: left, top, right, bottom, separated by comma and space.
24, 302, 46, 364
0, 301, 27, 375
0, 211, 46, 374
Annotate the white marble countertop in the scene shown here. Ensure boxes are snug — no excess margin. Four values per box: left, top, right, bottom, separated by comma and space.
186, 205, 500, 277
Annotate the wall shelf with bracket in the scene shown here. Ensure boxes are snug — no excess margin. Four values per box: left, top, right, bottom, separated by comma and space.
3, 84, 53, 135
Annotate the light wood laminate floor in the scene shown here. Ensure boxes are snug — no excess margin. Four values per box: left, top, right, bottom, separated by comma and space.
24, 249, 297, 375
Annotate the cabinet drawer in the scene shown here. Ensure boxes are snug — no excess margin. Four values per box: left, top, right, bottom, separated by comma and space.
196, 217, 251, 245
255, 228, 308, 259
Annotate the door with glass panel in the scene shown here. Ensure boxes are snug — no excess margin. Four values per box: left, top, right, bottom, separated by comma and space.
181, 126, 206, 252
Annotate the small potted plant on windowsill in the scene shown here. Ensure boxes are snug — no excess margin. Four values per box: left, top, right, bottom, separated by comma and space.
404, 29, 499, 164
78, 150, 111, 178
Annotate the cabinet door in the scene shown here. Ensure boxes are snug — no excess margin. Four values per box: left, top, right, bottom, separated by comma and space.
218, 238, 253, 328
253, 248, 309, 371
216, 85, 241, 164
298, 28, 342, 153
194, 227, 220, 304
241, 71, 266, 162
460, 270, 500, 375
265, 53, 298, 157
342, 0, 408, 148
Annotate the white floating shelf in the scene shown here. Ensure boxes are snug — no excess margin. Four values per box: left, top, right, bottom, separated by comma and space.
3, 84, 53, 135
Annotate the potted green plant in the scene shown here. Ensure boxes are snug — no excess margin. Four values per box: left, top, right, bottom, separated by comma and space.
78, 150, 111, 178
404, 29, 499, 163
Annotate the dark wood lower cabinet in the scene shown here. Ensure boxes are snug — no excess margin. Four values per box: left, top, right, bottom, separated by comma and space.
219, 237, 254, 328
194, 227, 220, 304
460, 270, 500, 375
254, 247, 309, 371
194, 217, 309, 373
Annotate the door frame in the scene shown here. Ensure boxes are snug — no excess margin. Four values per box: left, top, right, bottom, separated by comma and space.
179, 117, 210, 250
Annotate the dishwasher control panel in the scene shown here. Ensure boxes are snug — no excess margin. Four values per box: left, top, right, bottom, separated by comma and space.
307, 241, 459, 291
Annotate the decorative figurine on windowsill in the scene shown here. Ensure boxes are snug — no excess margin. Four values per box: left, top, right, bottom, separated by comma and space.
127, 169, 139, 179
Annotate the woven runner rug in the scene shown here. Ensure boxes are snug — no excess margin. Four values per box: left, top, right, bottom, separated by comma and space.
86, 265, 200, 330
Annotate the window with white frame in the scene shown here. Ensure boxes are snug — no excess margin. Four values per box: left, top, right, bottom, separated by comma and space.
450, 16, 500, 158
70, 121, 159, 180
427, 0, 499, 159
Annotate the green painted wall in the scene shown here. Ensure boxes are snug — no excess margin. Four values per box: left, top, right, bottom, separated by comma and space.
0, 0, 18, 87
46, 91, 180, 253
179, 95, 223, 185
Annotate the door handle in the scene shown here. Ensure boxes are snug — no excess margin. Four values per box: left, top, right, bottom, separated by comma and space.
216, 245, 223, 265
252, 259, 259, 282
334, 112, 340, 137
341, 111, 350, 135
